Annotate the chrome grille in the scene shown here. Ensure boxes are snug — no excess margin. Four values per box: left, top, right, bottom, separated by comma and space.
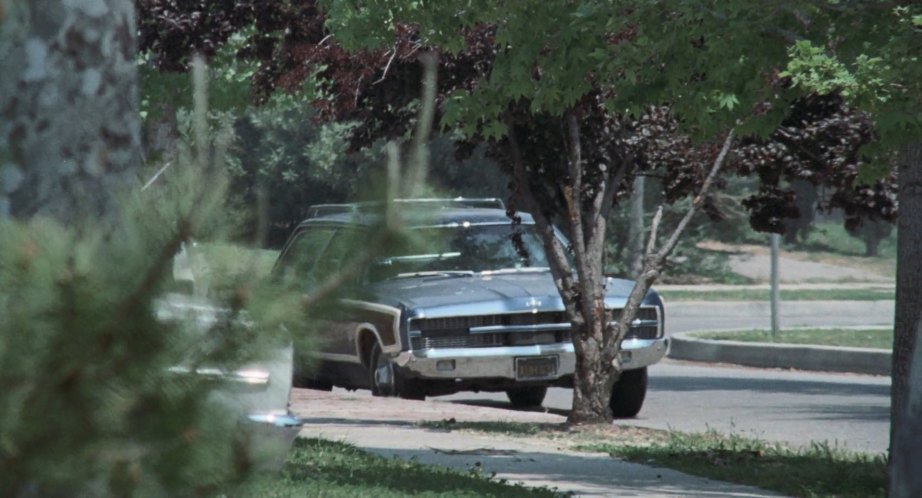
414, 312, 568, 332
411, 333, 505, 349
410, 330, 567, 350
408, 307, 659, 350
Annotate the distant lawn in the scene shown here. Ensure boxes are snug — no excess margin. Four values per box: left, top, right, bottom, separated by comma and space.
694, 328, 892, 349
659, 287, 894, 301
420, 421, 887, 498
234, 438, 560, 497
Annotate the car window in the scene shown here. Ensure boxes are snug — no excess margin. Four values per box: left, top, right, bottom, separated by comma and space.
276, 227, 337, 286
313, 228, 365, 282
368, 223, 551, 280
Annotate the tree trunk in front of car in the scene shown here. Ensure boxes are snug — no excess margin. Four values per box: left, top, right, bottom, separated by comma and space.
507, 117, 736, 424
569, 309, 619, 424
506, 112, 631, 424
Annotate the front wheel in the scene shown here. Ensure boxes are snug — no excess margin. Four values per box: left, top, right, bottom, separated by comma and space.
506, 386, 548, 407
368, 342, 425, 400
610, 367, 647, 418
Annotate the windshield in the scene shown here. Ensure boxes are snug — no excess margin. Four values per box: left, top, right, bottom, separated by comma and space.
369, 223, 551, 280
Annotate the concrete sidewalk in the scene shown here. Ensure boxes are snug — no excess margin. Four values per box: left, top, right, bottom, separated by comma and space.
291, 389, 784, 497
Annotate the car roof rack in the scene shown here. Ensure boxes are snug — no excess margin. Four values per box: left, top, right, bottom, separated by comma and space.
306, 197, 505, 219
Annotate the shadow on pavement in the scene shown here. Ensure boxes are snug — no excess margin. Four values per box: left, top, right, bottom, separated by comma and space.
441, 399, 571, 418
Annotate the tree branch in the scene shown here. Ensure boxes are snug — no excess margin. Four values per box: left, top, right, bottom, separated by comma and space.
372, 45, 399, 85
644, 205, 664, 261
505, 115, 579, 316
610, 129, 736, 361
565, 112, 587, 260
656, 129, 735, 260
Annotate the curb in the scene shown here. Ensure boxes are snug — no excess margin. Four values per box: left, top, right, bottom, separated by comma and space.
668, 330, 891, 376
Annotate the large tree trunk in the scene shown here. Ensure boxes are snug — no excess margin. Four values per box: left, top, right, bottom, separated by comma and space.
891, 143, 922, 436
0, 0, 140, 221
891, 141, 922, 475
569, 318, 619, 424
890, 314, 922, 497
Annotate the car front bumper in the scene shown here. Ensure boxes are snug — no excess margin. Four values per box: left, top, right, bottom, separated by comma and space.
242, 411, 303, 470
394, 337, 669, 380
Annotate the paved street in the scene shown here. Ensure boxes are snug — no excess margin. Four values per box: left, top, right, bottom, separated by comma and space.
436, 360, 890, 454
435, 300, 893, 454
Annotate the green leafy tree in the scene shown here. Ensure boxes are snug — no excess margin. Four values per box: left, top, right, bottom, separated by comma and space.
317, 0, 920, 443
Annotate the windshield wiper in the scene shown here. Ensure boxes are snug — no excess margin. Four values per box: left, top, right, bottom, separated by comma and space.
480, 267, 551, 276
394, 270, 476, 279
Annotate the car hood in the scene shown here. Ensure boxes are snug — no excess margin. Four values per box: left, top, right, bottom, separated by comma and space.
372, 272, 644, 318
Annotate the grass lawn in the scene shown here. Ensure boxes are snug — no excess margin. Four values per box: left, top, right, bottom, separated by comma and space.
694, 328, 892, 349
658, 287, 894, 301
233, 438, 561, 497
418, 421, 887, 498
580, 430, 887, 498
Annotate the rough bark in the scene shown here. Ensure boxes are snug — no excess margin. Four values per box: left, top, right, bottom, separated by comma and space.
562, 112, 621, 425
890, 313, 922, 498
891, 141, 922, 464
505, 113, 622, 424
0, 0, 141, 221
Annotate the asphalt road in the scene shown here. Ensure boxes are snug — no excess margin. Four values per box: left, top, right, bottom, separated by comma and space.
434, 301, 893, 454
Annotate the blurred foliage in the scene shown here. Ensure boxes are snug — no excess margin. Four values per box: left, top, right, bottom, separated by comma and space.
0, 155, 302, 495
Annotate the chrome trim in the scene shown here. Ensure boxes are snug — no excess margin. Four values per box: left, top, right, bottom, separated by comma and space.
402, 337, 668, 379
469, 323, 572, 334
247, 411, 303, 428
168, 365, 271, 387
619, 306, 663, 339
310, 352, 363, 365
413, 342, 574, 359
411, 221, 532, 229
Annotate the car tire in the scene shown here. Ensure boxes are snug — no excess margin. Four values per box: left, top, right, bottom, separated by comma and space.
506, 386, 548, 407
368, 342, 425, 400
610, 367, 647, 418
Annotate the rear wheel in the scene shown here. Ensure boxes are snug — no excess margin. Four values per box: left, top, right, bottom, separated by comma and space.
610, 367, 647, 418
506, 386, 548, 407
368, 342, 425, 400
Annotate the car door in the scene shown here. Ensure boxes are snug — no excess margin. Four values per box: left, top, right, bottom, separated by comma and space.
274, 225, 338, 360
309, 228, 366, 364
